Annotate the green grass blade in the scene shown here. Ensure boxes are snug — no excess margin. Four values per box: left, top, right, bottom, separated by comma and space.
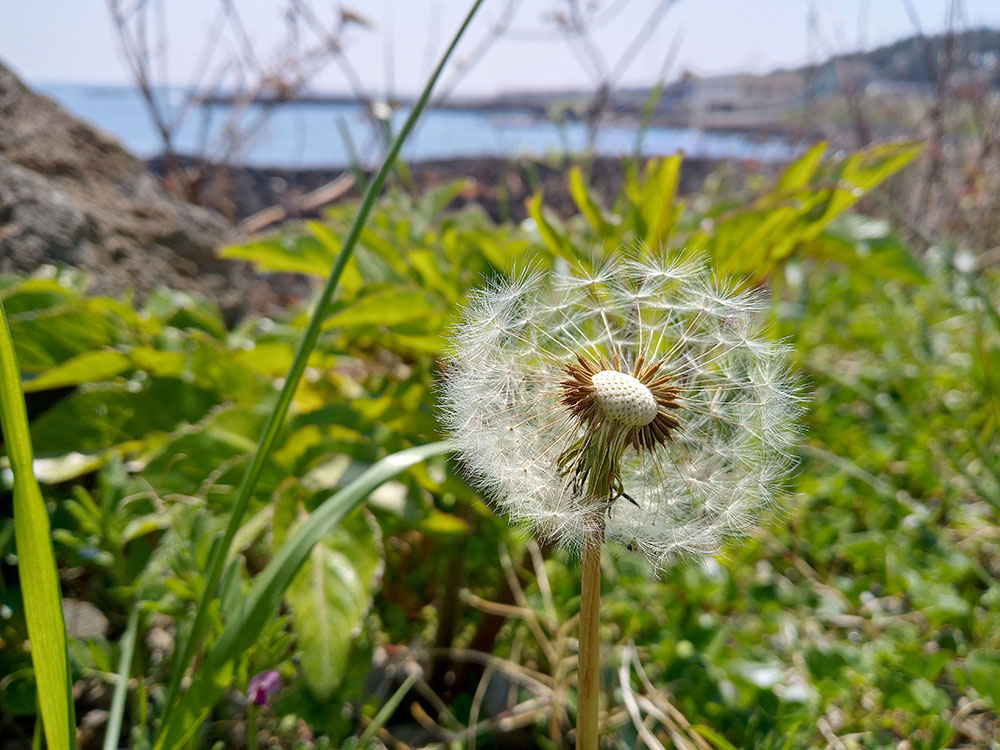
153, 441, 452, 750
357, 673, 418, 747
691, 725, 740, 750
102, 605, 140, 750
0, 299, 77, 750
155, 0, 485, 736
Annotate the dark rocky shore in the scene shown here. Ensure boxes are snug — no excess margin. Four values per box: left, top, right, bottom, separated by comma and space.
149, 153, 749, 226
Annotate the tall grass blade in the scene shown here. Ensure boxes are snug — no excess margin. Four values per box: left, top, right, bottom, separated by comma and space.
102, 605, 140, 750
153, 441, 452, 749
357, 673, 418, 747
0, 299, 77, 750
155, 0, 485, 736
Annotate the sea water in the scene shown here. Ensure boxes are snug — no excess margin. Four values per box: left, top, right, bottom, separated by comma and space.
39, 83, 798, 168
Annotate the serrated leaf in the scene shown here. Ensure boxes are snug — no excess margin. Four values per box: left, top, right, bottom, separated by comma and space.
805, 141, 923, 237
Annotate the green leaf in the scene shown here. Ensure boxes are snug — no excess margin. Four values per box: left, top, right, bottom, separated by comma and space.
219, 234, 334, 276
527, 191, 578, 265
307, 221, 364, 294
0, 299, 77, 750
152, 441, 452, 750
0, 278, 77, 315
102, 606, 139, 750
286, 507, 382, 699
29, 377, 219, 456
154, 1, 485, 737
22, 349, 131, 392
569, 166, 611, 236
692, 724, 739, 750
420, 509, 470, 536
323, 288, 439, 330
803, 223, 927, 284
966, 650, 1000, 710
6, 304, 120, 372
129, 347, 186, 378
805, 141, 923, 238
141, 288, 227, 339
419, 179, 469, 218
139, 406, 270, 499
641, 154, 682, 248
775, 141, 827, 193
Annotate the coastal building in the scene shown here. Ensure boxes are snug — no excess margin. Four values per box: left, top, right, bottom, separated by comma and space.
654, 70, 806, 129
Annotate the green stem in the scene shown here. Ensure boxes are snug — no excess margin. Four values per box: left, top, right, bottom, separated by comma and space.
156, 0, 486, 735
102, 605, 140, 750
358, 673, 418, 747
576, 529, 602, 750
247, 703, 259, 750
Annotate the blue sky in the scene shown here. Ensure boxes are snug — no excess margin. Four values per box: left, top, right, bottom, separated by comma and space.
2, 1, 998, 95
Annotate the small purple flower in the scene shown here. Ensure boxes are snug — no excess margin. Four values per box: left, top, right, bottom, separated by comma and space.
247, 670, 281, 706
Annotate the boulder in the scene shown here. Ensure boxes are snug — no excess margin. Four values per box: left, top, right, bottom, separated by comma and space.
0, 59, 261, 318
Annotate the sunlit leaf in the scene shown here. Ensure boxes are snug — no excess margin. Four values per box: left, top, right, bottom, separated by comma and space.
153, 442, 451, 750
323, 288, 438, 329
285, 507, 382, 699
774, 141, 827, 193
22, 350, 130, 392
0, 300, 77, 749
219, 234, 333, 276
569, 166, 611, 237
29, 377, 219, 456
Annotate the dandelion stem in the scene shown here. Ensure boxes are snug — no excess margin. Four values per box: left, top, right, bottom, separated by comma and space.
577, 527, 603, 750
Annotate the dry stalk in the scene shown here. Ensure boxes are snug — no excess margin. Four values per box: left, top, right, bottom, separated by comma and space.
498, 542, 560, 663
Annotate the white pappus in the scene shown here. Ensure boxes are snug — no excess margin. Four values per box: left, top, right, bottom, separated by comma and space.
440, 251, 803, 572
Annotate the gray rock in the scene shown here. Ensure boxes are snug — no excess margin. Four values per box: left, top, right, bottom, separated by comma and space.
0, 58, 264, 319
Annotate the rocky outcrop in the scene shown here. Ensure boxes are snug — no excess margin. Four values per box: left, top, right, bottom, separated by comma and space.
0, 60, 260, 318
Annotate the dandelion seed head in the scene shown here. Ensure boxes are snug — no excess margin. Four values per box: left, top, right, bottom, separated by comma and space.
440, 251, 803, 571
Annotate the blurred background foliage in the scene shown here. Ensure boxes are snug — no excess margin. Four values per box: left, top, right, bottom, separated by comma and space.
1, 142, 999, 749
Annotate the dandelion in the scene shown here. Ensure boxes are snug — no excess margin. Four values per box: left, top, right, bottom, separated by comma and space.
442, 251, 801, 565
440, 250, 802, 749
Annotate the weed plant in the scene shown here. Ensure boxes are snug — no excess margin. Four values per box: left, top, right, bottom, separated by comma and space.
1, 30, 999, 750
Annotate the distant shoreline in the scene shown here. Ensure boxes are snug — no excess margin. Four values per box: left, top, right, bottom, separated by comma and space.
193, 91, 808, 140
